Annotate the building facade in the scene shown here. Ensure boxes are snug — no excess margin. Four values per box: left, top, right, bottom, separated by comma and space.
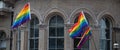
0, 0, 120, 50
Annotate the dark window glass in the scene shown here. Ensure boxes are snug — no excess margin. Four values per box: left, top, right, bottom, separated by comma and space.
49, 15, 64, 50
35, 39, 38, 48
49, 16, 57, 27
49, 27, 56, 37
35, 29, 39, 37
0, 31, 6, 50
30, 28, 34, 37
29, 17, 39, 50
57, 38, 64, 48
57, 27, 64, 37
49, 38, 56, 48
30, 39, 34, 48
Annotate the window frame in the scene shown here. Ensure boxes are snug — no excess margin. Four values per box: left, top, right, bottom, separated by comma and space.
28, 17, 39, 50
99, 18, 112, 50
48, 15, 64, 50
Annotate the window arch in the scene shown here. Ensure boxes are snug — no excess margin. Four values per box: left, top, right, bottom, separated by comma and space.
73, 13, 90, 50
28, 16, 39, 50
49, 15, 64, 50
0, 30, 6, 50
100, 17, 112, 50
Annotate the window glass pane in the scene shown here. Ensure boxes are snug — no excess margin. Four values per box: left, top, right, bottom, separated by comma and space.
100, 18, 111, 50
100, 39, 106, 50
57, 15, 64, 27
30, 28, 34, 37
0, 31, 6, 39
30, 17, 39, 27
35, 49, 38, 50
35, 39, 38, 48
57, 38, 64, 48
50, 16, 57, 26
49, 15, 64, 50
57, 27, 64, 37
100, 19, 106, 29
106, 40, 110, 50
29, 17, 39, 50
0, 32, 6, 49
101, 29, 106, 39
35, 29, 39, 37
57, 49, 64, 50
49, 38, 56, 48
30, 39, 34, 48
30, 48, 34, 50
49, 49, 55, 50
34, 18, 39, 25
49, 27, 56, 37
100, 19, 107, 39
30, 20, 34, 27
105, 18, 110, 28
105, 29, 110, 39
0, 41, 6, 48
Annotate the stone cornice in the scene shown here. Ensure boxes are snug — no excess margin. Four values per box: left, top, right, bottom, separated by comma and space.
37, 23, 47, 30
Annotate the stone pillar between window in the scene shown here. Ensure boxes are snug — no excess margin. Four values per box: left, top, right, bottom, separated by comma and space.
38, 24, 47, 50
12, 29, 18, 50
20, 26, 28, 50
64, 23, 74, 50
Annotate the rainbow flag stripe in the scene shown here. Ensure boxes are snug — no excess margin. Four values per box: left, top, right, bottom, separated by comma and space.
12, 3, 31, 29
69, 11, 89, 38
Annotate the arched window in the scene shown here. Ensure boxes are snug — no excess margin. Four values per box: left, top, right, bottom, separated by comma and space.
0, 31, 6, 50
29, 16, 39, 50
49, 15, 64, 50
100, 17, 112, 50
73, 13, 89, 50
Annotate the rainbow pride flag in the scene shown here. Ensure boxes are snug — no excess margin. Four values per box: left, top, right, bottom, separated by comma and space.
12, 3, 31, 29
69, 11, 89, 38
68, 11, 92, 48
